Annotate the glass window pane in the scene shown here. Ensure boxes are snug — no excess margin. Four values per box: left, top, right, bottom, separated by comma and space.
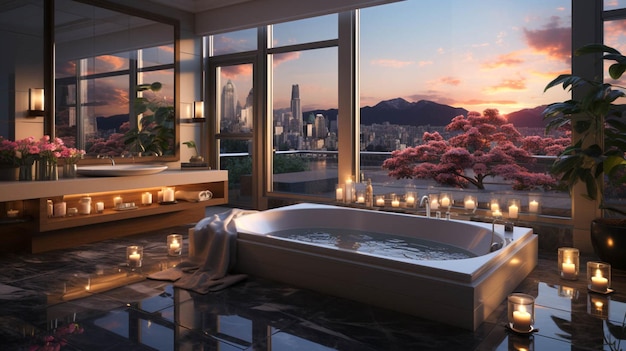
605, 0, 626, 10
271, 14, 337, 48
360, 0, 572, 217
212, 28, 257, 56
220, 139, 253, 204
271, 47, 338, 196
84, 52, 130, 75
217, 63, 253, 133
139, 44, 174, 67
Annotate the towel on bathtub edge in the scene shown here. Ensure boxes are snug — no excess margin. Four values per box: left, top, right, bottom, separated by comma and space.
148, 208, 256, 293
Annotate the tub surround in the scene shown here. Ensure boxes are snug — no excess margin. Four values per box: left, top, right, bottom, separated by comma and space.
233, 203, 538, 330
0, 170, 228, 253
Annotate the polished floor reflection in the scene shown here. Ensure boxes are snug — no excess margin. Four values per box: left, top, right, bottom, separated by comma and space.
0, 221, 625, 350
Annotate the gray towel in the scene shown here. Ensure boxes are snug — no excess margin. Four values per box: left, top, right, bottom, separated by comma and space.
148, 208, 256, 293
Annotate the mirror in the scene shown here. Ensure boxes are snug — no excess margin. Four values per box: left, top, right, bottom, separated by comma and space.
54, 0, 178, 161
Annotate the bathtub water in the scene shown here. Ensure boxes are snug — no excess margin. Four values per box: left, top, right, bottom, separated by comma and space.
233, 203, 537, 330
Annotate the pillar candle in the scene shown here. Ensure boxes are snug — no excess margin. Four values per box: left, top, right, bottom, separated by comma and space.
508, 204, 519, 219
529, 200, 539, 213
162, 187, 175, 202
54, 202, 67, 217
141, 192, 153, 205
95, 201, 104, 213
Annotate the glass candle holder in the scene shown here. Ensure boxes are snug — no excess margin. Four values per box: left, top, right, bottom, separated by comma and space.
508, 199, 520, 219
405, 191, 417, 208
587, 293, 610, 319
355, 190, 365, 204
335, 184, 344, 202
390, 194, 400, 208
587, 261, 611, 293
528, 195, 541, 214
429, 194, 439, 210
463, 195, 477, 213
490, 198, 500, 213
79, 196, 92, 215
113, 195, 123, 207
507, 293, 535, 333
558, 247, 579, 280
375, 195, 385, 207
167, 234, 182, 256
126, 245, 143, 268
439, 192, 452, 209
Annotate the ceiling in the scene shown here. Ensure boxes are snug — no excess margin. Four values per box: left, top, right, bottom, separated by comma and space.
147, 0, 253, 13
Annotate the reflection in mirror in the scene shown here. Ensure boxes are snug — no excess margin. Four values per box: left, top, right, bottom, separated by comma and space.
54, 0, 176, 159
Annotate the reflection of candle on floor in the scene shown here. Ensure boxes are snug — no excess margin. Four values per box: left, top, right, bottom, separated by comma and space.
591, 269, 608, 291
512, 307, 532, 331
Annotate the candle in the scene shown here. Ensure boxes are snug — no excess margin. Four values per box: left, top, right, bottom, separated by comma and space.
440, 196, 450, 208
95, 201, 104, 213
53, 202, 67, 217
493, 209, 502, 217
464, 199, 475, 210
406, 195, 415, 207
47, 200, 53, 217
336, 187, 343, 201
141, 192, 153, 205
508, 204, 519, 219
562, 260, 576, 279
167, 234, 182, 256
127, 245, 143, 268
357, 194, 365, 204
490, 202, 500, 212
345, 179, 353, 202
529, 200, 539, 213
591, 269, 608, 292
430, 199, 439, 210
376, 197, 385, 206
162, 187, 175, 202
391, 198, 400, 208
79, 196, 91, 215
512, 307, 532, 332
128, 252, 141, 265
113, 196, 123, 207
7, 209, 18, 218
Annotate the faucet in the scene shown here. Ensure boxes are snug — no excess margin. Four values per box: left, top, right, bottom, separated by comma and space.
97, 154, 115, 166
490, 218, 506, 252
419, 195, 431, 218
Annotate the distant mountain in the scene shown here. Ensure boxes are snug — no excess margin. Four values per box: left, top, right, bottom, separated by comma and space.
96, 114, 129, 131
504, 105, 547, 128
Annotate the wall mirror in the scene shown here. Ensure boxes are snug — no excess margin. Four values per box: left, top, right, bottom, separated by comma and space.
54, 0, 179, 161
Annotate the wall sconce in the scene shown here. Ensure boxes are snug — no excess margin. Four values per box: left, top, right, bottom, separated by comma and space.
193, 100, 205, 120
28, 88, 44, 117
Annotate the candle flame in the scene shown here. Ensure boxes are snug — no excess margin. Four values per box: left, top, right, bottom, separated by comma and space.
517, 305, 526, 313
595, 269, 603, 278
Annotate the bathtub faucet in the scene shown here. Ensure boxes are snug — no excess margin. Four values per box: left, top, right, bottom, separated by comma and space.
490, 218, 505, 252
97, 154, 115, 166
419, 195, 431, 218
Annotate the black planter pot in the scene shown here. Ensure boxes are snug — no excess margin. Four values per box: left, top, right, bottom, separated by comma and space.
591, 218, 626, 270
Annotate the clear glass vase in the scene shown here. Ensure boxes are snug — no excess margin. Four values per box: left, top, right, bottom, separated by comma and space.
36, 158, 58, 181
18, 163, 33, 181
62, 163, 77, 178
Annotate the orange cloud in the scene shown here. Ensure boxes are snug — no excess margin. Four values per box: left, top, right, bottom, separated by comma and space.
370, 59, 414, 68
97, 55, 127, 71
440, 76, 461, 86
221, 64, 253, 79
484, 78, 527, 93
272, 52, 301, 67
523, 16, 571, 63
482, 52, 524, 69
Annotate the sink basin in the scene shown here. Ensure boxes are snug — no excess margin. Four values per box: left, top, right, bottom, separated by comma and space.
76, 165, 168, 177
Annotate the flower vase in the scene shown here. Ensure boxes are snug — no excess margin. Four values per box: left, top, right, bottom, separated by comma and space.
18, 164, 33, 181
0, 165, 18, 181
62, 163, 77, 178
36, 158, 58, 181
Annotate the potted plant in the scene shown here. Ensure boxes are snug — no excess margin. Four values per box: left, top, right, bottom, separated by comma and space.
183, 140, 204, 163
543, 44, 626, 268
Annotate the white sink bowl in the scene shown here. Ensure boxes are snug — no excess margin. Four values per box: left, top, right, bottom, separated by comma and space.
76, 165, 168, 177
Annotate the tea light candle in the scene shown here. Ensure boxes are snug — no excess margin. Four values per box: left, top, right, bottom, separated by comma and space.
558, 247, 579, 280
113, 196, 123, 207
127, 245, 143, 268
591, 270, 609, 292
508, 293, 534, 333
162, 187, 175, 202
529, 200, 539, 213
7, 209, 18, 218
376, 196, 385, 207
141, 192, 153, 205
440, 195, 450, 208
464, 198, 476, 210
490, 201, 500, 212
167, 234, 182, 256
430, 198, 439, 210
391, 197, 400, 208
512, 308, 532, 332
356, 193, 365, 204
406, 194, 416, 207
95, 201, 104, 213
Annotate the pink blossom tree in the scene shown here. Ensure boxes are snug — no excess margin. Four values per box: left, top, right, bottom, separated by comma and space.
382, 109, 561, 190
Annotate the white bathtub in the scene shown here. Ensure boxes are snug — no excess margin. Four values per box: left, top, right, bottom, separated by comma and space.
233, 203, 537, 330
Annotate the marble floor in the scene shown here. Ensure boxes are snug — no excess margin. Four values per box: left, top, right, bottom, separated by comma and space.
0, 209, 625, 350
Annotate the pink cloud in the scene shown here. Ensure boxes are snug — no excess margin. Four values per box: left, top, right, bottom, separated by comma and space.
485, 78, 527, 93
272, 52, 301, 67
221, 65, 253, 79
482, 52, 524, 69
523, 16, 571, 63
440, 76, 461, 86
370, 59, 414, 68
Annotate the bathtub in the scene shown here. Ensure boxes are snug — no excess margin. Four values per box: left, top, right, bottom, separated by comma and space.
233, 203, 537, 330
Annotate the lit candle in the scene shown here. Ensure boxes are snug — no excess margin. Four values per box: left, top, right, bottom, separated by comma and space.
95, 201, 104, 213
406, 195, 415, 207
162, 187, 175, 202
430, 199, 439, 210
391, 198, 400, 208
561, 259, 576, 279
53, 202, 67, 217
376, 197, 385, 206
493, 209, 502, 217
529, 200, 539, 213
464, 198, 475, 210
336, 187, 343, 201
7, 209, 18, 218
141, 192, 153, 205
357, 194, 365, 204
344, 179, 353, 202
440, 196, 450, 208
113, 196, 123, 207
128, 251, 141, 265
512, 307, 532, 332
508, 204, 519, 219
490, 202, 500, 212
591, 269, 608, 292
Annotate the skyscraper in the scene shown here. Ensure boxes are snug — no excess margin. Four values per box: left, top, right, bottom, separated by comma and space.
290, 84, 302, 135
221, 80, 237, 128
